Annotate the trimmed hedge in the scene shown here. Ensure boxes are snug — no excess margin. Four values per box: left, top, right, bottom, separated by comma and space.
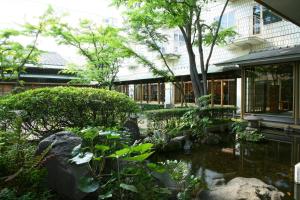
139, 103, 164, 111
145, 106, 237, 121
145, 107, 193, 121
0, 87, 138, 138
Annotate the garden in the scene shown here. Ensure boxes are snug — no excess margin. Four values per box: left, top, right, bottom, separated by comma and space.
0, 86, 287, 200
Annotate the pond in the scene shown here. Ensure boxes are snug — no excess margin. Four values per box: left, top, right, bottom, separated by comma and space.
154, 135, 297, 200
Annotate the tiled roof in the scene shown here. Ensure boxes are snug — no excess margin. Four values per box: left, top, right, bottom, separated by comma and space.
39, 52, 67, 66
215, 45, 300, 66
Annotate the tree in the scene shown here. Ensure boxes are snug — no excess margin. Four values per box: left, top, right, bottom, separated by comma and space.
0, 8, 53, 86
49, 18, 136, 90
113, 0, 236, 103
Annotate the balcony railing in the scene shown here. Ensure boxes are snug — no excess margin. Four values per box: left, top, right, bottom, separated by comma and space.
227, 15, 266, 49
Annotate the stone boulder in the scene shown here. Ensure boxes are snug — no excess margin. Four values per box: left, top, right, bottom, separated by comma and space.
36, 131, 94, 200
201, 133, 222, 145
123, 117, 140, 142
198, 177, 284, 200
163, 135, 186, 152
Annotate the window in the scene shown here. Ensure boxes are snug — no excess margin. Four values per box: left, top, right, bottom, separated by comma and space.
245, 64, 293, 115
263, 8, 282, 25
215, 11, 235, 29
253, 5, 261, 34
174, 32, 185, 46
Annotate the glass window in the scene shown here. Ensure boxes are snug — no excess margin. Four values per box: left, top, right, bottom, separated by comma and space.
150, 84, 158, 101
134, 84, 142, 101
263, 8, 282, 25
245, 64, 293, 115
184, 82, 195, 103
143, 84, 149, 101
223, 80, 236, 105
253, 5, 261, 35
215, 11, 235, 29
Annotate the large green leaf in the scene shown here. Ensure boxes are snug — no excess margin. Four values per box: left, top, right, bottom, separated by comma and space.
123, 151, 154, 162
120, 183, 138, 193
70, 152, 93, 165
130, 143, 153, 153
109, 148, 130, 158
78, 177, 99, 193
95, 144, 110, 152
147, 163, 166, 173
106, 133, 121, 139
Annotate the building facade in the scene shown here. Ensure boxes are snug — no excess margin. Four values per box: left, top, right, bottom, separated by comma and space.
0, 52, 75, 96
116, 0, 300, 126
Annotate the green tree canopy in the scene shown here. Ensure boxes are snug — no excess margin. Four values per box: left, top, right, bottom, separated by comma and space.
49, 17, 136, 89
0, 7, 54, 86
113, 0, 236, 101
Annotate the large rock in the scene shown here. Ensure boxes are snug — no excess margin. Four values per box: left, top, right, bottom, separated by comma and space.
163, 136, 186, 152
201, 133, 221, 145
124, 117, 140, 142
36, 131, 93, 200
198, 177, 284, 200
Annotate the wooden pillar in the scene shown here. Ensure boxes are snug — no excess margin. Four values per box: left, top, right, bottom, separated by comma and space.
147, 83, 151, 103
181, 79, 184, 105
158, 82, 161, 104
140, 83, 143, 104
294, 63, 300, 125
241, 68, 246, 119
211, 79, 214, 107
221, 80, 224, 107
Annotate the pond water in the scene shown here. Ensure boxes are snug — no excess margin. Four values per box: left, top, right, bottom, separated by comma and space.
154, 135, 297, 200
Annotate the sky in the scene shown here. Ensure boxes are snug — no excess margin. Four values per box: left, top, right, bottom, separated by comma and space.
0, 0, 123, 63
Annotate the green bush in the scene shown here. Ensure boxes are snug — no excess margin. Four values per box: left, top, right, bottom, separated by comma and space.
0, 116, 52, 200
145, 107, 193, 122
139, 103, 164, 111
0, 87, 138, 138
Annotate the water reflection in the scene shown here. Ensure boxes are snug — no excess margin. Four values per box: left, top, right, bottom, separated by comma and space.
155, 138, 298, 200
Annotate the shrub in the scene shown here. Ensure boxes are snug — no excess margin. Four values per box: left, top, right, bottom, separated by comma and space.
0, 115, 52, 200
69, 127, 171, 200
145, 106, 236, 132
0, 87, 138, 138
139, 103, 164, 111
231, 119, 264, 142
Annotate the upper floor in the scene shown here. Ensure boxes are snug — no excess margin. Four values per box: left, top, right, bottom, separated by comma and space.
117, 0, 300, 82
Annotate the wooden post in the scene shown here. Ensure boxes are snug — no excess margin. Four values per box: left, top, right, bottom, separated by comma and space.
221, 80, 224, 107
148, 83, 151, 103
241, 68, 245, 119
294, 63, 300, 125
211, 79, 214, 107
140, 83, 143, 104
181, 79, 184, 106
157, 82, 161, 104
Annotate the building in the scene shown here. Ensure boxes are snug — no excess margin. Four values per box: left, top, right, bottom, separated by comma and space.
0, 52, 75, 95
116, 0, 300, 128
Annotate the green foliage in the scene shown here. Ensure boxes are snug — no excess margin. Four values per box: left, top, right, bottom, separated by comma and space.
231, 119, 264, 142
0, 188, 52, 200
48, 15, 135, 89
236, 130, 264, 142
139, 103, 164, 111
145, 107, 193, 123
162, 160, 205, 200
70, 127, 170, 200
145, 104, 236, 136
0, 7, 53, 85
0, 87, 138, 138
0, 114, 52, 200
113, 0, 235, 98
